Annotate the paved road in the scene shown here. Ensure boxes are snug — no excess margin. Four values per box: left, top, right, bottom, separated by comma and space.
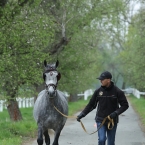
24, 101, 145, 145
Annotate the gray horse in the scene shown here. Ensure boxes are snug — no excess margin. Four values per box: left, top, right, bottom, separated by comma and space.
33, 60, 68, 145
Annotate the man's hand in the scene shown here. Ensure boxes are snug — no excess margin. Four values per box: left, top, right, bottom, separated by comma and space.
76, 113, 85, 122
109, 112, 118, 119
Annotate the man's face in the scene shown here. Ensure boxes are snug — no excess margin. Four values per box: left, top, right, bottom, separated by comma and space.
100, 79, 111, 87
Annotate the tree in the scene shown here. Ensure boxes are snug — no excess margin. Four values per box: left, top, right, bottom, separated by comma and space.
40, 0, 131, 91
119, 4, 145, 90
0, 0, 132, 120
0, 1, 54, 121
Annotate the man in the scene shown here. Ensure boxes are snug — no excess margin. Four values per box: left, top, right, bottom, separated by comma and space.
77, 71, 129, 145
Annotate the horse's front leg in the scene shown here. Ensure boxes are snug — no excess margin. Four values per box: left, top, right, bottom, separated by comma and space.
44, 130, 50, 145
52, 125, 64, 145
52, 131, 60, 145
37, 124, 43, 145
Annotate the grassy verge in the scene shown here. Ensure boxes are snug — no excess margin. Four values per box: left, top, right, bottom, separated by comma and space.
68, 97, 90, 115
0, 108, 37, 145
0, 97, 90, 145
127, 94, 145, 128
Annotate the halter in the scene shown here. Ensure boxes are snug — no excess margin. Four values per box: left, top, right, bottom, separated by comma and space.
43, 69, 61, 82
45, 83, 57, 92
45, 83, 57, 99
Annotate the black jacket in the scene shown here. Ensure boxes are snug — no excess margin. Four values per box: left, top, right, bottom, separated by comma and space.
81, 82, 129, 123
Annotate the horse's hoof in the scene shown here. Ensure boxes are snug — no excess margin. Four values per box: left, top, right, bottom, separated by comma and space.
37, 138, 43, 145
52, 143, 58, 145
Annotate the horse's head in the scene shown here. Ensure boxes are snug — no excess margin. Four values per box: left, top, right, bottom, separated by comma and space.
43, 60, 61, 98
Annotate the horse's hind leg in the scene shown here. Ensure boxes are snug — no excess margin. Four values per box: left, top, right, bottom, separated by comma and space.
37, 125, 43, 145
44, 130, 50, 145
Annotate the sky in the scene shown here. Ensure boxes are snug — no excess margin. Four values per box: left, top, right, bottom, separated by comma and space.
130, 0, 141, 15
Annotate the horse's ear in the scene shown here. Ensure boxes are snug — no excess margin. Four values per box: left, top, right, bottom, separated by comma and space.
44, 60, 47, 67
43, 73, 46, 81
57, 72, 61, 81
56, 60, 59, 68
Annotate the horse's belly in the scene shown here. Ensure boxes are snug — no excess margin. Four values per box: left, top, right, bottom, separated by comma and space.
43, 116, 67, 130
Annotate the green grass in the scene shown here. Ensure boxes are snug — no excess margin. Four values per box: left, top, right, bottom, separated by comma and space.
0, 108, 37, 145
68, 97, 90, 115
127, 95, 145, 127
0, 97, 90, 145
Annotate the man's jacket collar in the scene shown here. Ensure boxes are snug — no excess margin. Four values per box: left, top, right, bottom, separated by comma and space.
101, 81, 114, 91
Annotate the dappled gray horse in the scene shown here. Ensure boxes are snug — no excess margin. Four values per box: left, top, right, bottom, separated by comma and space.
33, 60, 68, 145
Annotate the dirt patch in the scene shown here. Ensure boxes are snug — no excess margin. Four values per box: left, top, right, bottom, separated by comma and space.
22, 137, 35, 145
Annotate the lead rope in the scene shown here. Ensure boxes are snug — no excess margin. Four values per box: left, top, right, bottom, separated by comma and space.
53, 104, 114, 135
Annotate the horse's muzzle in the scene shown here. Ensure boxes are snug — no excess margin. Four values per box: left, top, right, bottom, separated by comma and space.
46, 84, 57, 98
48, 90, 56, 98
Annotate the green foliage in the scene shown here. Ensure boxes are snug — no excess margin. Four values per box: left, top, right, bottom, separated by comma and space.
56, 27, 103, 93
119, 8, 145, 90
0, 0, 132, 122
0, 0, 130, 94
0, 1, 55, 98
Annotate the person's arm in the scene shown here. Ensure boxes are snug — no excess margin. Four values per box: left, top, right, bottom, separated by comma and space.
77, 90, 98, 121
114, 89, 129, 115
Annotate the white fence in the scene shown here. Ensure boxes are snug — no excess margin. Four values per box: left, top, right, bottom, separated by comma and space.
0, 89, 93, 112
0, 97, 34, 112
78, 89, 94, 100
122, 88, 145, 99
0, 91, 72, 112
16, 97, 34, 108
77, 88, 145, 100
78, 88, 145, 100
0, 100, 5, 112
2, 87, 144, 112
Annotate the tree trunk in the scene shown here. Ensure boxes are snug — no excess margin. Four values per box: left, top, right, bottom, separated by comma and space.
69, 93, 78, 102
7, 100, 23, 121
122, 81, 126, 89
33, 83, 45, 103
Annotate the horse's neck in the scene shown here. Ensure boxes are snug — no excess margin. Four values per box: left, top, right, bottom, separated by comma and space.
46, 90, 60, 104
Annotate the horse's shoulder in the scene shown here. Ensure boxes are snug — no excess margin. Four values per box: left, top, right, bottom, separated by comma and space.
38, 89, 46, 94
57, 90, 67, 100
37, 90, 46, 99
57, 90, 64, 95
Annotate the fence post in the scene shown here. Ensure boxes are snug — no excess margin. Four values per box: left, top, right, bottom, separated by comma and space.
26, 98, 29, 108
133, 89, 140, 99
22, 98, 26, 108
30, 97, 34, 107
84, 89, 93, 100
0, 100, 4, 112
17, 98, 21, 108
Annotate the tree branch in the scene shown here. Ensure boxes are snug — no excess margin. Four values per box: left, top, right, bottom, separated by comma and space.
0, 0, 8, 7
49, 37, 71, 55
